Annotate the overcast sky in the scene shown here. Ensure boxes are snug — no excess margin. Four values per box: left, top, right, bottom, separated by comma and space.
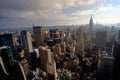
0, 0, 120, 28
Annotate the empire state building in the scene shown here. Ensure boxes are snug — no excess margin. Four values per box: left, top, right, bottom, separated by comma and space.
89, 15, 93, 36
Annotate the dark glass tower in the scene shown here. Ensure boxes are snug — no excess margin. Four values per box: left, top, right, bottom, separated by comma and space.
113, 30, 120, 80
0, 46, 15, 73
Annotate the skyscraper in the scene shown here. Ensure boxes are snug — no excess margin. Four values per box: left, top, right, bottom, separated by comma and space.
95, 30, 107, 49
60, 42, 66, 53
113, 30, 120, 80
21, 30, 33, 60
75, 27, 84, 53
47, 60, 57, 80
0, 34, 16, 58
33, 26, 44, 47
0, 56, 9, 75
0, 46, 27, 80
84, 36, 92, 51
10, 62, 27, 80
38, 46, 52, 71
89, 15, 93, 36
0, 46, 15, 73
53, 44, 61, 56
50, 29, 59, 38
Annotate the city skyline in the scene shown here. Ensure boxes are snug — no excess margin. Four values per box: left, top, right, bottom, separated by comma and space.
0, 0, 120, 28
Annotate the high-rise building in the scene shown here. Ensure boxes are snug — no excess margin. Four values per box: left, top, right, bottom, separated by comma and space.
113, 30, 120, 80
50, 29, 59, 38
84, 35, 92, 51
0, 56, 9, 76
0, 34, 16, 58
60, 42, 66, 53
10, 62, 27, 80
21, 30, 33, 60
75, 27, 84, 53
33, 26, 44, 47
89, 15, 93, 36
31, 50, 39, 70
97, 54, 114, 80
53, 44, 62, 56
47, 60, 57, 80
20, 58, 29, 76
0, 46, 15, 73
0, 46, 27, 80
95, 30, 107, 49
38, 46, 52, 71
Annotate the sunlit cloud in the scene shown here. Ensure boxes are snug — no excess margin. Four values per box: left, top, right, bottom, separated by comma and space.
0, 0, 120, 28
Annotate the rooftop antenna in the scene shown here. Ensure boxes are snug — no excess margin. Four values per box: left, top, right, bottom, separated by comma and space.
91, 14, 92, 18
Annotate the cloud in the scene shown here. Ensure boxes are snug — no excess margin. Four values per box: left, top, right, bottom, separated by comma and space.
0, 0, 99, 10
98, 4, 113, 11
0, 0, 99, 20
71, 10, 95, 16
2, 0, 119, 27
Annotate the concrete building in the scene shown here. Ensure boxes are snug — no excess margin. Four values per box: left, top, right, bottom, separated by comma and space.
21, 30, 33, 60
50, 29, 60, 38
95, 30, 107, 49
33, 26, 44, 47
84, 35, 93, 51
38, 46, 52, 72
0, 46, 15, 73
0, 56, 9, 76
10, 62, 27, 80
53, 44, 62, 56
89, 15, 93, 36
97, 54, 114, 80
60, 42, 66, 53
0, 34, 16, 58
113, 30, 120, 80
75, 27, 84, 53
47, 60, 57, 80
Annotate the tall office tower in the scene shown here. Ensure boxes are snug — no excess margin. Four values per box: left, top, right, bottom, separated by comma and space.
53, 44, 62, 56
21, 30, 33, 60
50, 29, 59, 38
95, 30, 107, 49
89, 15, 93, 36
10, 62, 27, 80
0, 46, 15, 73
33, 26, 44, 47
113, 30, 120, 80
0, 34, 16, 58
38, 46, 52, 71
64, 29, 71, 46
0, 56, 9, 79
84, 35, 92, 51
60, 42, 66, 53
31, 50, 39, 70
75, 27, 84, 53
47, 60, 57, 80
20, 58, 29, 76
97, 55, 114, 80
59, 30, 64, 38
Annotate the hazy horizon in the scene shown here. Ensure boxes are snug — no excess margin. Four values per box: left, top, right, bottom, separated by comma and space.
0, 0, 120, 28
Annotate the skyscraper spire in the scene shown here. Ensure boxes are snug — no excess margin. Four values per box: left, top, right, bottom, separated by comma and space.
91, 14, 92, 19
89, 14, 93, 36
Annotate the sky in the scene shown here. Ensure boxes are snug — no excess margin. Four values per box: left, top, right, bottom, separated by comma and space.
0, 0, 120, 28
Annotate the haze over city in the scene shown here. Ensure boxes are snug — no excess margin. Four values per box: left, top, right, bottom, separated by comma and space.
1, 0, 120, 80
0, 0, 120, 28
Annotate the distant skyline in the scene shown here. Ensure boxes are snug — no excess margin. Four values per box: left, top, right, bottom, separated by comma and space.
0, 0, 120, 28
